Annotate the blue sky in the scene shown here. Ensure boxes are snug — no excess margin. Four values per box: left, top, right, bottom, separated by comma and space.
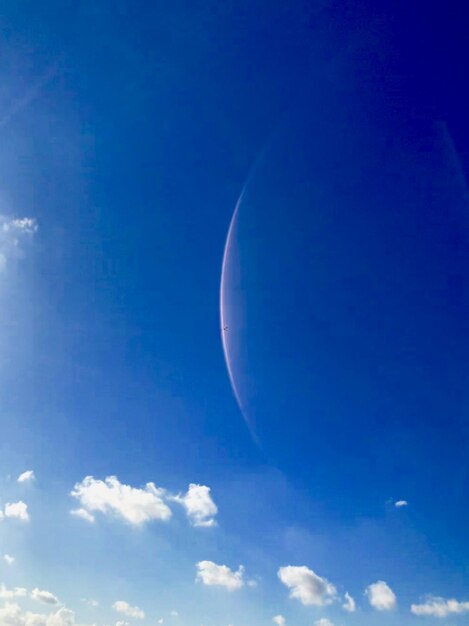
0, 2, 468, 626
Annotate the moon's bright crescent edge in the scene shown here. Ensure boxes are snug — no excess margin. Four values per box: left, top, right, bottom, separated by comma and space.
219, 142, 276, 443
219, 187, 246, 417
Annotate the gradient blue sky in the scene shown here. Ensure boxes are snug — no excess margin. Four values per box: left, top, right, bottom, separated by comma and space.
0, 2, 468, 626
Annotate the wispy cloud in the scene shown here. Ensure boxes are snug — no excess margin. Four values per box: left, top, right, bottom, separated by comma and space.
17, 470, 35, 484
0, 64, 58, 131
0, 216, 38, 272
314, 619, 335, 626
0, 586, 27, 599
70, 508, 95, 523
411, 596, 469, 617
342, 591, 356, 612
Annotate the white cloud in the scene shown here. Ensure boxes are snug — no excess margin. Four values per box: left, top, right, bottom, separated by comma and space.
31, 589, 59, 605
0, 602, 77, 626
394, 500, 408, 508
81, 600, 98, 608
277, 566, 336, 607
2, 218, 38, 234
173, 484, 217, 527
314, 619, 335, 626
70, 476, 220, 529
342, 592, 356, 612
17, 471, 35, 484
70, 508, 95, 523
272, 615, 285, 626
0, 603, 26, 626
4, 501, 29, 521
365, 581, 397, 611
196, 561, 244, 591
410, 596, 469, 617
170, 611, 178, 618
45, 609, 75, 626
157, 620, 164, 624
0, 603, 38, 626
115, 622, 129, 626
3, 554, 15, 565
0, 586, 27, 599
71, 476, 171, 526
112, 601, 145, 619
0, 216, 38, 272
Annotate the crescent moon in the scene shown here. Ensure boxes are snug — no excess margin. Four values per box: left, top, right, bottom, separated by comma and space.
219, 187, 246, 416
220, 185, 262, 448
218, 140, 281, 444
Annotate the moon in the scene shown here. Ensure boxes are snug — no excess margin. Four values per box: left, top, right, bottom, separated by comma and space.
219, 82, 469, 506
220, 188, 246, 423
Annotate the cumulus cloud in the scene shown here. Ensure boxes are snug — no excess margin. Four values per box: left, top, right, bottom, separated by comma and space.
3, 501, 29, 521
342, 592, 356, 612
170, 611, 178, 618
365, 581, 397, 611
0, 216, 38, 271
272, 615, 285, 626
0, 603, 25, 625
173, 484, 218, 527
17, 471, 35, 484
3, 554, 15, 565
196, 561, 244, 591
115, 622, 130, 626
410, 596, 469, 617
70, 475, 220, 530
112, 601, 145, 619
394, 500, 408, 508
0, 586, 27, 599
277, 566, 336, 607
71, 476, 171, 526
31, 589, 59, 605
70, 508, 95, 523
314, 619, 335, 626
0, 602, 76, 626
